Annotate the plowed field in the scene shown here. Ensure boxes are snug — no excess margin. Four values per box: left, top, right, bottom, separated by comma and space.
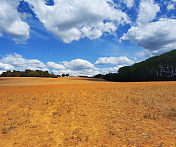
0, 77, 176, 146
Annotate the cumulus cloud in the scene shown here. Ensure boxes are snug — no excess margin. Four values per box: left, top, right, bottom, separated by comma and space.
95, 56, 134, 65
0, 54, 100, 76
121, 18, 176, 54
0, 53, 48, 72
51, 57, 132, 76
48, 58, 130, 76
0, 54, 136, 76
0, 62, 14, 69
24, 0, 129, 43
63, 59, 95, 70
53, 59, 99, 76
120, 0, 134, 8
137, 0, 160, 25
0, 0, 29, 42
167, 3, 175, 11
0, 63, 14, 74
120, 0, 176, 55
47, 62, 65, 70
98, 65, 124, 75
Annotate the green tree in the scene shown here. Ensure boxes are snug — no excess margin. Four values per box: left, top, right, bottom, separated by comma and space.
61, 74, 66, 77
65, 74, 69, 77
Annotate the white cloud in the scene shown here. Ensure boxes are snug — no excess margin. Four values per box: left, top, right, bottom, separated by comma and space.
52, 69, 99, 77
0, 55, 100, 77
51, 57, 133, 76
63, 59, 95, 70
0, 54, 136, 76
0, 53, 48, 71
120, 0, 134, 8
0, 63, 14, 74
0, 62, 14, 70
98, 65, 123, 75
120, 0, 176, 55
137, 0, 160, 26
0, 0, 29, 42
52, 59, 99, 76
52, 57, 135, 76
167, 4, 175, 11
50, 58, 131, 76
24, 0, 129, 43
95, 56, 134, 65
121, 18, 176, 54
47, 62, 65, 70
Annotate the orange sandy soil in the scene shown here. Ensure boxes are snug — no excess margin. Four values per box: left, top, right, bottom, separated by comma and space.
0, 77, 176, 147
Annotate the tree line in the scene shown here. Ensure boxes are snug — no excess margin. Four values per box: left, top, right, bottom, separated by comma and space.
0, 70, 69, 78
94, 49, 176, 82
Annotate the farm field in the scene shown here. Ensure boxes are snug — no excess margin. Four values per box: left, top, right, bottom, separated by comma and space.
0, 77, 176, 146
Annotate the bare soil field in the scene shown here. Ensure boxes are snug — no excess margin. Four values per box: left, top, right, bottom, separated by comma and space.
0, 77, 176, 146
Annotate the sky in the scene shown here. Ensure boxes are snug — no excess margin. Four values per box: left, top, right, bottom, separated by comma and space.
0, 0, 176, 76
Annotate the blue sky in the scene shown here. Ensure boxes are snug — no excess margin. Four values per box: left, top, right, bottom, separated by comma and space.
0, 0, 176, 76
